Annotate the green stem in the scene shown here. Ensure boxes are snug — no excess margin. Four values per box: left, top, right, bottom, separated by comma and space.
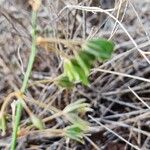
10, 102, 22, 150
11, 11, 38, 150
21, 11, 37, 92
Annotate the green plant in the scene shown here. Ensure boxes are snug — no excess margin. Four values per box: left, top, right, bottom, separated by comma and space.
58, 38, 114, 87
0, 1, 115, 148
64, 123, 88, 143
41, 99, 92, 143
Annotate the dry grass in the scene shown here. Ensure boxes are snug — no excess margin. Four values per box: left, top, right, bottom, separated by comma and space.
0, 0, 150, 149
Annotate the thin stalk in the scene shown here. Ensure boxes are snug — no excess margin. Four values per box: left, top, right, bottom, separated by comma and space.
11, 11, 38, 150
21, 11, 37, 92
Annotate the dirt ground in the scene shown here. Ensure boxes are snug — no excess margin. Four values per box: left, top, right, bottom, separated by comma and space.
0, 0, 150, 149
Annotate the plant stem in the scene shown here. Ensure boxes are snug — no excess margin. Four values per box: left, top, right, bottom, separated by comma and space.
10, 102, 22, 150
11, 11, 38, 150
21, 11, 37, 93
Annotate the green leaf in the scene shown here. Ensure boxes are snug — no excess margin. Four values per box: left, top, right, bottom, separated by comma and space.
83, 38, 115, 61
71, 59, 89, 85
75, 54, 90, 76
63, 58, 89, 86
64, 59, 80, 81
79, 51, 95, 63
66, 113, 90, 127
63, 99, 92, 114
65, 124, 87, 143
57, 75, 74, 88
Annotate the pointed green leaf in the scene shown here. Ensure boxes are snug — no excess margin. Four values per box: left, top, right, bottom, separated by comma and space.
57, 75, 74, 88
63, 99, 91, 114
83, 38, 115, 61
79, 51, 96, 63
75, 53, 90, 76
64, 59, 75, 81
71, 59, 89, 85
64, 59, 80, 81
66, 113, 90, 128
65, 124, 88, 143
